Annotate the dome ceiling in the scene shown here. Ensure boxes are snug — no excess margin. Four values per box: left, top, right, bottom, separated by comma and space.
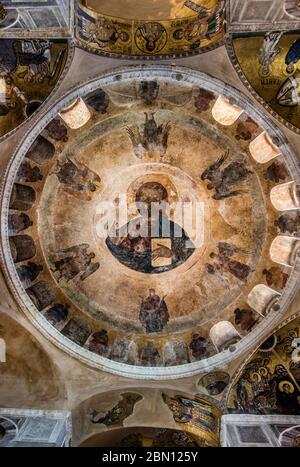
82, 0, 186, 20
1, 67, 300, 379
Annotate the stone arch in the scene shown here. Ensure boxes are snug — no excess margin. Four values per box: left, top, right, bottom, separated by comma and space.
72, 388, 221, 447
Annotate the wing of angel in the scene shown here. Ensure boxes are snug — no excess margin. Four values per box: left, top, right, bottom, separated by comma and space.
126, 126, 144, 159
60, 243, 90, 256
65, 157, 79, 171
80, 262, 100, 281
213, 150, 229, 169
126, 126, 141, 146
86, 165, 101, 183
201, 150, 229, 180
213, 188, 245, 200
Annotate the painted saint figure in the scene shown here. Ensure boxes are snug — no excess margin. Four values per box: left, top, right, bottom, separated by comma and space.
8, 212, 33, 235
138, 81, 159, 105
90, 393, 142, 426
259, 32, 283, 76
173, 0, 224, 49
277, 69, 300, 106
0, 2, 7, 22
137, 22, 166, 53
285, 38, 300, 73
207, 242, 251, 282
52, 243, 99, 282
139, 289, 169, 333
0, 75, 28, 116
275, 213, 300, 234
16, 160, 42, 183
80, 16, 129, 49
189, 334, 207, 359
53, 157, 101, 195
234, 308, 257, 332
106, 182, 195, 274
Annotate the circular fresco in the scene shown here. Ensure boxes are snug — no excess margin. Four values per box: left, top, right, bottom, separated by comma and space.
1, 66, 300, 379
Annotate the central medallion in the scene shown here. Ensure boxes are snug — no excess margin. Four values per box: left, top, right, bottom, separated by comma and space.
105, 180, 196, 274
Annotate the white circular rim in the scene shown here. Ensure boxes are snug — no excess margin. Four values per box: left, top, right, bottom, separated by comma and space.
1, 65, 300, 380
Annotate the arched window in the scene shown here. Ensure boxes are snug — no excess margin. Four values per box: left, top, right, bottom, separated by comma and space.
59, 98, 91, 129
209, 321, 241, 352
249, 132, 281, 163
270, 235, 300, 266
270, 181, 299, 211
211, 96, 243, 126
247, 284, 280, 316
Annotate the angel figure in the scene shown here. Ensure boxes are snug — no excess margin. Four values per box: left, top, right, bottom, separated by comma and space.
207, 242, 252, 282
53, 157, 101, 196
79, 16, 129, 49
126, 112, 171, 160
52, 244, 99, 282
201, 150, 252, 200
137, 22, 165, 52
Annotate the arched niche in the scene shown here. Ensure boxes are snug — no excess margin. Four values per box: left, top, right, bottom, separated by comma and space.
9, 184, 36, 211
9, 235, 36, 263
26, 282, 55, 311
26, 135, 55, 165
